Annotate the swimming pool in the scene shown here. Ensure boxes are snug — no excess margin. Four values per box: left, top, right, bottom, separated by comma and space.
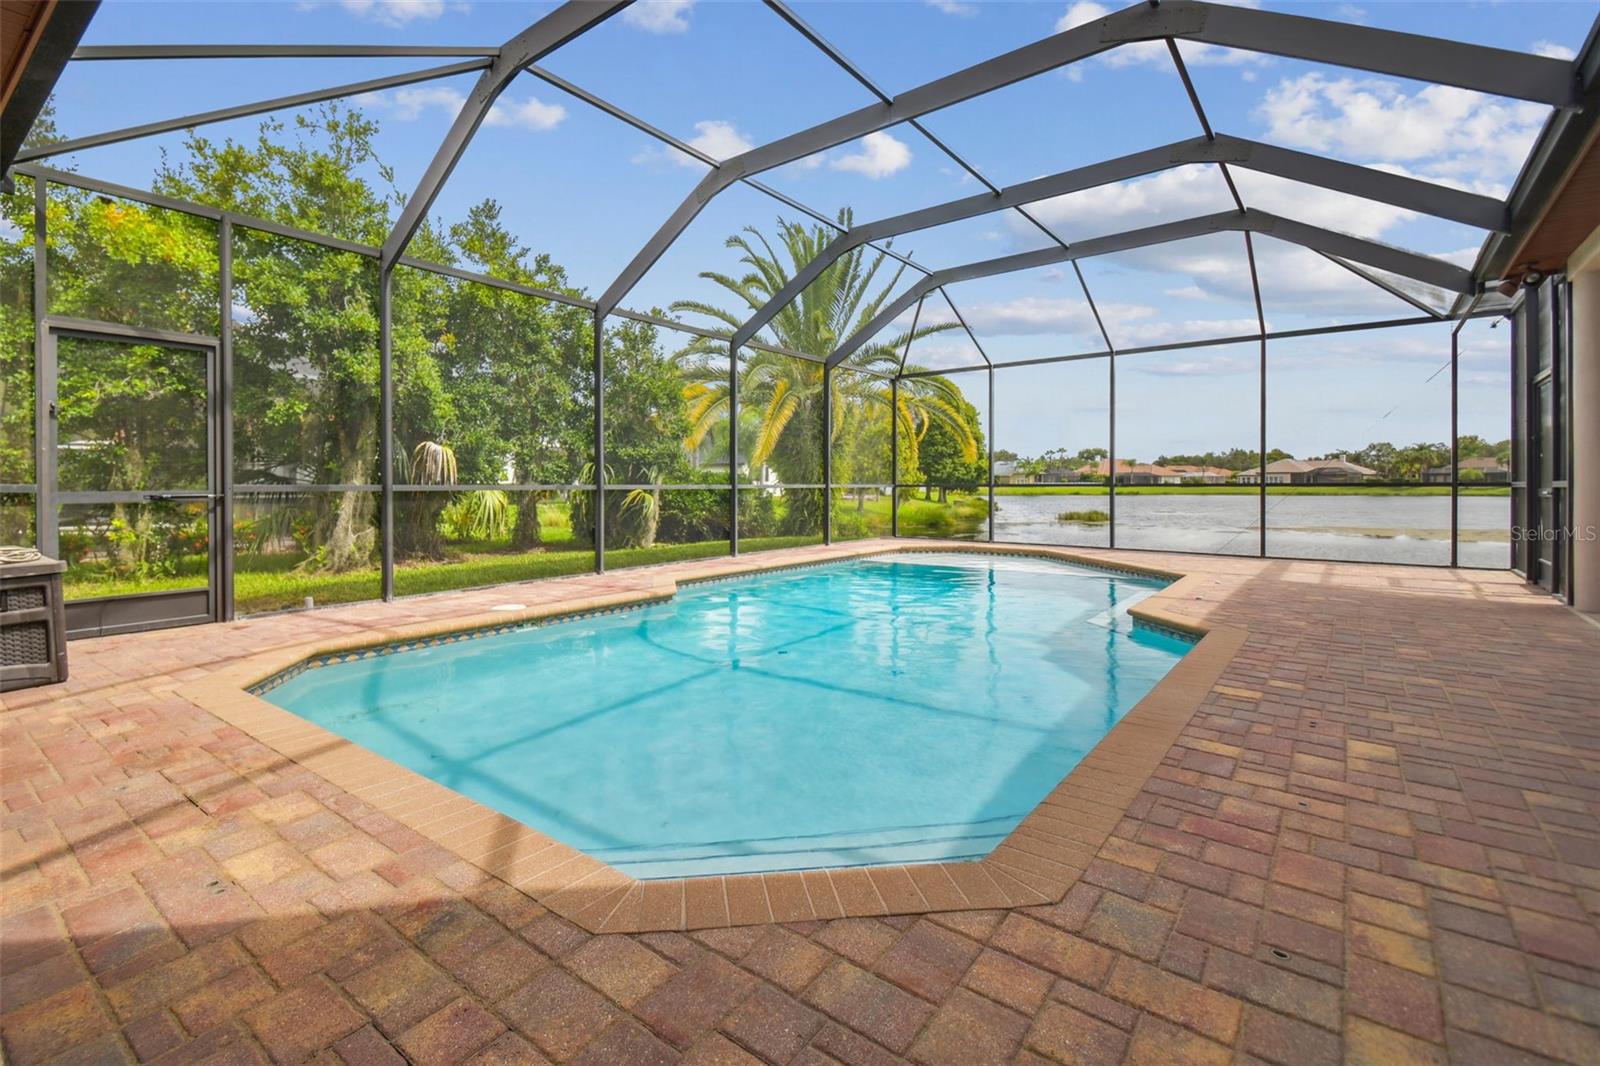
263, 552, 1191, 878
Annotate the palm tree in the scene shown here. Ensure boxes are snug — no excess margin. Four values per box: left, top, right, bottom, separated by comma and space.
669, 212, 981, 533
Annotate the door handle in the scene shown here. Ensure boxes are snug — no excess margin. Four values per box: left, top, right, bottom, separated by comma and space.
144, 492, 219, 502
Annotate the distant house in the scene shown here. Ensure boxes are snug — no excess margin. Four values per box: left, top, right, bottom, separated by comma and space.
699, 461, 779, 486
1423, 456, 1509, 483
1075, 459, 1189, 485
1165, 464, 1233, 485
993, 460, 1033, 485
1038, 460, 1083, 483
1237, 457, 1378, 485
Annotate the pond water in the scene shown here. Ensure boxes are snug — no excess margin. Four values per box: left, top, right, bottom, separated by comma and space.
986, 493, 1511, 568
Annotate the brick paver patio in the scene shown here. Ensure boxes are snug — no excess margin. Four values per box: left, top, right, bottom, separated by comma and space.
3, 541, 1598, 1064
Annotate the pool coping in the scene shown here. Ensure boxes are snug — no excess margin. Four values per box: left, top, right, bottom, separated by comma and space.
178, 542, 1246, 931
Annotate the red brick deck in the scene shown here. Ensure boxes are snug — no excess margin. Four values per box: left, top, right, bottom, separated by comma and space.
4, 541, 1599, 1064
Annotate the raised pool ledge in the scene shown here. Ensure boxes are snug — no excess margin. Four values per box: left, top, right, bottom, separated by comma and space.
179, 540, 1246, 932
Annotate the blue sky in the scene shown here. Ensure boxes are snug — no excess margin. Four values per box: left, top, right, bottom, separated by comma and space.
37, 0, 1593, 457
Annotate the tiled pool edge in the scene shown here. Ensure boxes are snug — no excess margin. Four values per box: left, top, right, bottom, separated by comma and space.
177, 541, 1244, 932
245, 543, 1198, 695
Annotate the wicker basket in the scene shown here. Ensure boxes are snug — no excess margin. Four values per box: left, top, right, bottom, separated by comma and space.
1, 557, 68, 692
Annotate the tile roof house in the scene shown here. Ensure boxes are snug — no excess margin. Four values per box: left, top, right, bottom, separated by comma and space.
1236, 457, 1378, 484
1164, 464, 1234, 484
1075, 459, 1187, 485
1423, 456, 1510, 483
992, 460, 1032, 484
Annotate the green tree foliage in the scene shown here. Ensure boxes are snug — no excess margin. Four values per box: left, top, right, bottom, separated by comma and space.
668, 213, 978, 534
1, 177, 37, 502
1154, 447, 1280, 471
567, 317, 696, 549
1456, 433, 1511, 464
155, 107, 391, 570
1325, 441, 1449, 480
397, 200, 594, 551
917, 391, 987, 502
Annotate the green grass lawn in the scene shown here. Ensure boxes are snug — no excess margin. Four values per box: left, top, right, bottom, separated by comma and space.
832, 491, 988, 539
64, 534, 832, 615
993, 484, 1509, 497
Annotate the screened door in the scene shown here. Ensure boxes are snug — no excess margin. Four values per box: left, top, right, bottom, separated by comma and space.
45, 320, 221, 637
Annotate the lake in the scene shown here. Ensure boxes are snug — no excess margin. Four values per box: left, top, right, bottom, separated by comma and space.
984, 492, 1511, 568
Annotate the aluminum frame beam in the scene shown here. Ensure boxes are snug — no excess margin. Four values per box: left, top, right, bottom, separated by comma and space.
830, 209, 1475, 368
731, 133, 1502, 349
72, 44, 501, 59
14, 59, 493, 163
379, 0, 630, 266
894, 309, 1497, 379
1320, 252, 1449, 320
1161, 0, 1572, 105
599, 0, 1571, 317
1462, 19, 1600, 304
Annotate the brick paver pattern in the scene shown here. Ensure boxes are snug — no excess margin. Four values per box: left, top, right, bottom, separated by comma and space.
3, 541, 1598, 1064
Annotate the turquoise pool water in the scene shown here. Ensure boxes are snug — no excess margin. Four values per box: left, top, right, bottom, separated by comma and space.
264, 553, 1191, 877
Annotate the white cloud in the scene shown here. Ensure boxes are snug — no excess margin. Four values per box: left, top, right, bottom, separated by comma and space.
925, 0, 978, 14
484, 96, 566, 131
1335, 4, 1368, 23
903, 340, 987, 369
364, 85, 565, 131
339, 0, 445, 26
639, 125, 908, 177
1255, 72, 1546, 187
961, 296, 1102, 337
1229, 169, 1414, 239
380, 85, 464, 120
623, 0, 693, 34
1019, 166, 1239, 239
953, 292, 1263, 350
1137, 237, 1436, 325
1056, 2, 1161, 68
685, 120, 753, 162
1055, 2, 1266, 74
830, 131, 913, 179
632, 119, 754, 169
1114, 315, 1263, 349
1436, 246, 1482, 269
1055, 3, 1107, 33
1130, 351, 1258, 376
989, 162, 1458, 323
1532, 40, 1576, 61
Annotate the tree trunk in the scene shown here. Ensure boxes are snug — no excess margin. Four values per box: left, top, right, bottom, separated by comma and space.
322, 490, 376, 572
320, 423, 377, 572
510, 491, 544, 550
394, 493, 448, 561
